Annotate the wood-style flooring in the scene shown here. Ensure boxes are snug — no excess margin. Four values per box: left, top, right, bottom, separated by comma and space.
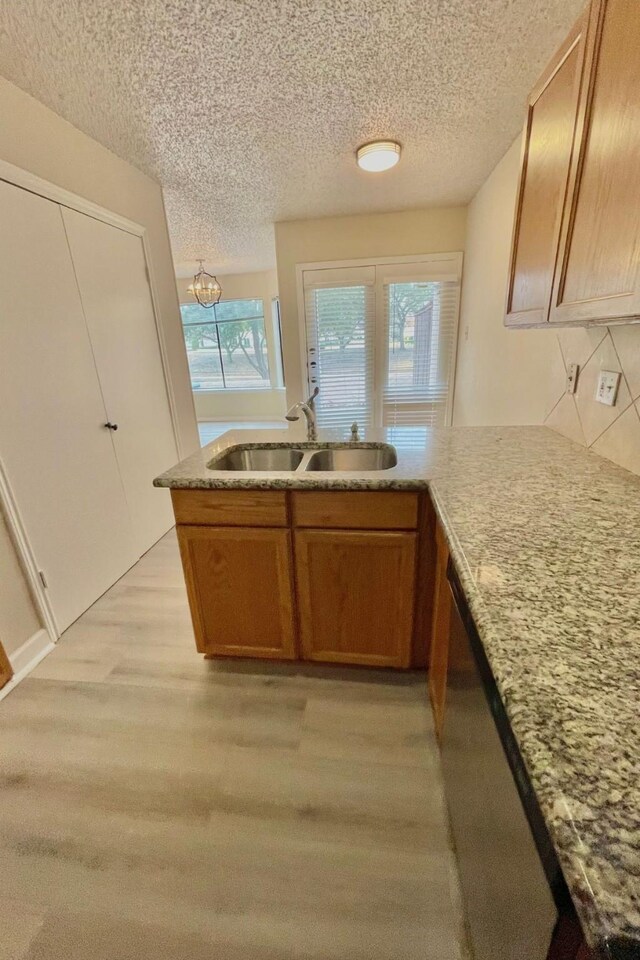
0, 530, 466, 959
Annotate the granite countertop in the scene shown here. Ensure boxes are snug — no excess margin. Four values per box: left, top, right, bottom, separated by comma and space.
155, 424, 640, 956
153, 423, 438, 491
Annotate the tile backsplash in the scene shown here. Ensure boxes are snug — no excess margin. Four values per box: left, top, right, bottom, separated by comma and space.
545, 324, 640, 476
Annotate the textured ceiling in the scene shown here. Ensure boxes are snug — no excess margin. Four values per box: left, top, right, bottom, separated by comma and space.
0, 0, 583, 275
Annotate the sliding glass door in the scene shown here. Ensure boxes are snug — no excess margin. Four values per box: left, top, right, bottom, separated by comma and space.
301, 256, 461, 433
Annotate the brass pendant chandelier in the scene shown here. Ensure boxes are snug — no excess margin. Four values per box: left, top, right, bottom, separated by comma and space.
187, 260, 222, 308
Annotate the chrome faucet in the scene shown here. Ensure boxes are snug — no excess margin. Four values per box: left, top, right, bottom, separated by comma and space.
285, 387, 319, 440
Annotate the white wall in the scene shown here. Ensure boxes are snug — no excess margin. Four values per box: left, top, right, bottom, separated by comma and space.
0, 75, 197, 654
274, 206, 468, 407
453, 138, 557, 425
176, 269, 286, 421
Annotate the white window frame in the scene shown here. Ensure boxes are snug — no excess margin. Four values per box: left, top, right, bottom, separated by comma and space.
295, 252, 463, 428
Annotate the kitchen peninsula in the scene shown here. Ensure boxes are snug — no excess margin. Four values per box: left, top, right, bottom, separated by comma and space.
155, 425, 640, 959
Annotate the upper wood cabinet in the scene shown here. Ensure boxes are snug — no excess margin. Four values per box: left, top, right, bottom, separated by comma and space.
506, 0, 640, 328
505, 11, 588, 326
550, 0, 640, 324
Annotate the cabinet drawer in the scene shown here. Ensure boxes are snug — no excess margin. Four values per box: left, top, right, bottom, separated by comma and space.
171, 489, 287, 527
291, 491, 418, 530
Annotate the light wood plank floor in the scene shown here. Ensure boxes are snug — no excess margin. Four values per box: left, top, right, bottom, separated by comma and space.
0, 530, 466, 960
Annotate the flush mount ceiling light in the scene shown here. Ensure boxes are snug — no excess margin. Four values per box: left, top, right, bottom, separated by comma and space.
356, 140, 402, 172
187, 259, 222, 308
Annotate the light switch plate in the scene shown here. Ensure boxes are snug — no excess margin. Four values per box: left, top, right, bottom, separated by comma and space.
595, 370, 621, 406
566, 363, 579, 395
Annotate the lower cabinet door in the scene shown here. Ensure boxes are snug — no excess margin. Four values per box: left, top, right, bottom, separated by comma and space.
176, 525, 297, 659
295, 529, 416, 668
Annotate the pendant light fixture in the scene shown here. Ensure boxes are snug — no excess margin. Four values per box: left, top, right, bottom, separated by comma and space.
187, 260, 222, 308
356, 140, 402, 172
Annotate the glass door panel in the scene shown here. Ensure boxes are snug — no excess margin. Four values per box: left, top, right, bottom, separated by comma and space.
384, 280, 457, 427
305, 283, 375, 431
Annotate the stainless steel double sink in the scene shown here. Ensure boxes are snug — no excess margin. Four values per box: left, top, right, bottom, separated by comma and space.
208, 443, 397, 473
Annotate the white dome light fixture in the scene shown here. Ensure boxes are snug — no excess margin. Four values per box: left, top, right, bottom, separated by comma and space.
356, 140, 401, 172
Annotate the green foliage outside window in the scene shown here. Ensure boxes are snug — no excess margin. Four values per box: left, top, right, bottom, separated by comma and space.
180, 299, 269, 383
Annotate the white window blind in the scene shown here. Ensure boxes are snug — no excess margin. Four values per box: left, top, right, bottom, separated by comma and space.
383, 277, 460, 428
303, 266, 376, 431
301, 256, 461, 433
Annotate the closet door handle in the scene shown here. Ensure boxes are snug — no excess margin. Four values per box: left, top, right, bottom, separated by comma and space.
104, 422, 119, 431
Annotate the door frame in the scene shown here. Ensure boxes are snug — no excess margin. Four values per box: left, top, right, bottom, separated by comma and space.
0, 458, 59, 640
0, 157, 182, 641
295, 252, 463, 429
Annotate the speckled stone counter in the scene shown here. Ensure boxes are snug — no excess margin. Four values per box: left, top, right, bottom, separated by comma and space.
155, 425, 640, 956
153, 424, 436, 490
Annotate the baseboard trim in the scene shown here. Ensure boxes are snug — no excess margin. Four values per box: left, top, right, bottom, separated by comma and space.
0, 628, 55, 702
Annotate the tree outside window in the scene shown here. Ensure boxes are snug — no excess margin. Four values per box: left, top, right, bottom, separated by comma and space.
180, 299, 271, 391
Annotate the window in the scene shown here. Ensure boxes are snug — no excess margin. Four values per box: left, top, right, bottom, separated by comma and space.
301, 256, 461, 432
180, 299, 271, 391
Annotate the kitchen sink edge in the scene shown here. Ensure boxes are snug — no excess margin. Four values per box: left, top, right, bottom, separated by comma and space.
206, 441, 398, 473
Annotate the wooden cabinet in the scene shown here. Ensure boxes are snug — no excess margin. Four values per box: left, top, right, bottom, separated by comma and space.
506, 0, 640, 328
427, 520, 452, 740
172, 488, 429, 668
546, 912, 595, 960
291, 490, 418, 529
427, 516, 475, 740
0, 642, 13, 691
295, 529, 416, 668
176, 524, 297, 660
550, 0, 640, 324
505, 13, 588, 326
171, 489, 287, 527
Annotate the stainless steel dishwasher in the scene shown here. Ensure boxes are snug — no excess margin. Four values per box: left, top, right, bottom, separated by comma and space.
440, 558, 574, 960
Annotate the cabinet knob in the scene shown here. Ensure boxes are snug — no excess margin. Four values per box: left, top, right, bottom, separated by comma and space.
104, 422, 118, 431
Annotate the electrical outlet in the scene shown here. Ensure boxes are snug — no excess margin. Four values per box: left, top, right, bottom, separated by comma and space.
595, 370, 621, 406
566, 363, 579, 395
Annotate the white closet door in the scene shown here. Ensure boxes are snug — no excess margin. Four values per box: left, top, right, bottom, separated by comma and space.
61, 209, 177, 558
0, 181, 137, 632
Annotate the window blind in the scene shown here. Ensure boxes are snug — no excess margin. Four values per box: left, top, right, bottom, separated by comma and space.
303, 267, 376, 431
383, 278, 460, 427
